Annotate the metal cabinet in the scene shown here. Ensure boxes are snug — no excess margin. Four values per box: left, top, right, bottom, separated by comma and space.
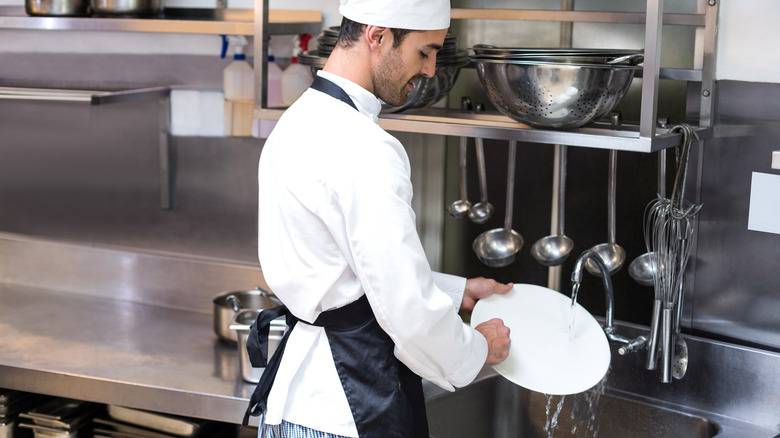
252, 0, 719, 153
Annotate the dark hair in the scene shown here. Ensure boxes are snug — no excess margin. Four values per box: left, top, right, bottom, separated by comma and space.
336, 17, 413, 49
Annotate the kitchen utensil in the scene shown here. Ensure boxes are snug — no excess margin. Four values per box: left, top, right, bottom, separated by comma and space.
468, 134, 494, 224
531, 144, 574, 266
448, 135, 472, 218
90, 0, 161, 17
470, 283, 610, 395
672, 328, 689, 379
230, 309, 287, 383
585, 148, 626, 276
25, 0, 88, 16
472, 141, 524, 267
469, 56, 639, 129
630, 148, 667, 286
649, 124, 701, 383
107, 406, 208, 437
213, 286, 281, 344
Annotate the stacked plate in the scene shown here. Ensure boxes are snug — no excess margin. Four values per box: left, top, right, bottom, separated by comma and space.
300, 28, 468, 113
470, 45, 643, 65
1, 389, 44, 438
92, 405, 231, 438
18, 398, 99, 438
469, 45, 643, 129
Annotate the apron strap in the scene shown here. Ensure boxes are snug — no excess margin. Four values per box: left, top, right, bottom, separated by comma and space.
241, 296, 370, 427
242, 305, 297, 426
310, 76, 358, 112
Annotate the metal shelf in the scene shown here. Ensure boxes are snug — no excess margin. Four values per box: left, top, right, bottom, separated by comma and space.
256, 108, 710, 153
0, 85, 169, 104
0, 6, 321, 36
449, 8, 705, 26
253, 2, 718, 153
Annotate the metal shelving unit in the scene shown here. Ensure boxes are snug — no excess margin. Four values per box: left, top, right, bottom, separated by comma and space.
0, 6, 320, 35
0, 6, 321, 209
252, 1, 719, 153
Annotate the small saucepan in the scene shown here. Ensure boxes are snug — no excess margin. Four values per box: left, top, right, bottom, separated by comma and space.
213, 286, 281, 344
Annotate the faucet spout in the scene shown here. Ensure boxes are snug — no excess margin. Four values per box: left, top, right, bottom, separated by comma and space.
571, 249, 615, 331
571, 250, 645, 353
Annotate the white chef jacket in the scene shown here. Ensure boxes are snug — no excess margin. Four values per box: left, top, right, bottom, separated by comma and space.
257, 70, 488, 437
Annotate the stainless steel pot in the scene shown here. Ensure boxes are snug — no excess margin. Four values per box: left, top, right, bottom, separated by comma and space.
89, 0, 161, 17
212, 287, 280, 344
25, 0, 88, 16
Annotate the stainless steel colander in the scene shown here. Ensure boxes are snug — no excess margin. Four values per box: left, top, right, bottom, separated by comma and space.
470, 57, 640, 129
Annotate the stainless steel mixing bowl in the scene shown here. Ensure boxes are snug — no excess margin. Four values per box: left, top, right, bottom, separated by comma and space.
471, 57, 640, 129
299, 51, 468, 113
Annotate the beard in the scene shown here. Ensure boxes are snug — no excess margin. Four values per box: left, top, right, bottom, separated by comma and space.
373, 47, 417, 107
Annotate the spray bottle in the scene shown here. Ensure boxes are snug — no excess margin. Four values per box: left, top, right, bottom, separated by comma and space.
221, 35, 253, 136
281, 34, 313, 106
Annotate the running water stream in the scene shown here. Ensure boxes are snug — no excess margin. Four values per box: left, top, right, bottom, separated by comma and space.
542, 377, 608, 438
569, 283, 581, 339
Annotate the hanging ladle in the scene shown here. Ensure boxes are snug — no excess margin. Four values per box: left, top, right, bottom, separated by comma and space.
447, 134, 472, 218
468, 136, 494, 224
586, 113, 626, 276
531, 144, 574, 266
473, 140, 524, 267
448, 98, 473, 219
468, 103, 493, 224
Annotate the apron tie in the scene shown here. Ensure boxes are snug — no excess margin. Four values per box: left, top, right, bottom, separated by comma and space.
241, 296, 371, 427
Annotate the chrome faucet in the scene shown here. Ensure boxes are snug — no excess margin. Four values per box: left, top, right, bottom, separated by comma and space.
571, 249, 646, 355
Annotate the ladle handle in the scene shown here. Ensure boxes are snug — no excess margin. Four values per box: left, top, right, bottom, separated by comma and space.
556, 145, 568, 236
476, 138, 489, 203
504, 141, 517, 231
458, 136, 468, 201
607, 149, 618, 245
657, 148, 666, 198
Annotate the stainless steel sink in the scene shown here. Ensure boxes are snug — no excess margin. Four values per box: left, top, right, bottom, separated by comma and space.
426, 375, 719, 438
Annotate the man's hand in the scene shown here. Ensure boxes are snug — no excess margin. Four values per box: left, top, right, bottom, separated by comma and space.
461, 277, 513, 314
475, 318, 511, 365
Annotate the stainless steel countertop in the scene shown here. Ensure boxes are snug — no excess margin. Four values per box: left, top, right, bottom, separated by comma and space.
0, 283, 258, 425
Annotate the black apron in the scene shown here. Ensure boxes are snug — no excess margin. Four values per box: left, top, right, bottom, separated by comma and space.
243, 76, 428, 438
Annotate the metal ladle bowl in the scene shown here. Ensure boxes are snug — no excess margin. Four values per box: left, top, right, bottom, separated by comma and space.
473, 141, 523, 267
628, 251, 657, 286
473, 229, 524, 268
585, 148, 625, 276
530, 144, 573, 266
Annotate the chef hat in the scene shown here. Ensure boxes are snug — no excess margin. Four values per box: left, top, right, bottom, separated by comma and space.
339, 0, 450, 31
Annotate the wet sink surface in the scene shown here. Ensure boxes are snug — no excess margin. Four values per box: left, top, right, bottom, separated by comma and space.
426, 375, 719, 438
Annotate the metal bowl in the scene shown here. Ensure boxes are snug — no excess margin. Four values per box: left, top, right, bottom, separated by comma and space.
470, 57, 640, 129
90, 0, 161, 16
299, 51, 468, 113
26, 0, 88, 16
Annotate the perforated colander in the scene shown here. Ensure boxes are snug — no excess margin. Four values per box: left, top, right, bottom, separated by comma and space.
471, 57, 640, 129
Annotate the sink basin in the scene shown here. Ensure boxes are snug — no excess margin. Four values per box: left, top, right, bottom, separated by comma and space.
426, 375, 719, 438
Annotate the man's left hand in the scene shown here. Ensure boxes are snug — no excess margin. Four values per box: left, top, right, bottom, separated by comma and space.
461, 277, 513, 314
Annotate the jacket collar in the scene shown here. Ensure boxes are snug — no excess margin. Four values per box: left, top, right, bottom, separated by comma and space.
317, 71, 382, 124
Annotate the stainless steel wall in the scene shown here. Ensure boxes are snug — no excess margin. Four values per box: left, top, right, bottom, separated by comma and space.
691, 80, 780, 351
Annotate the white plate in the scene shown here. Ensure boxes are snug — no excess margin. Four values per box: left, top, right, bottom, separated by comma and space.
471, 283, 610, 395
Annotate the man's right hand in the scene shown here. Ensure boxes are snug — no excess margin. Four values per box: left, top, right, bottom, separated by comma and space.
475, 318, 511, 365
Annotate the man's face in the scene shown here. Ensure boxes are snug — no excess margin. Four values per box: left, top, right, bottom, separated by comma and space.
373, 29, 448, 107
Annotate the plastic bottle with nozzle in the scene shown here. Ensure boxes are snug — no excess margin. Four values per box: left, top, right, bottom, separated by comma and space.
221, 35, 254, 136
281, 34, 313, 106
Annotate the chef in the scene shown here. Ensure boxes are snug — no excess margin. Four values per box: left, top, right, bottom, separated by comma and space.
245, 0, 512, 437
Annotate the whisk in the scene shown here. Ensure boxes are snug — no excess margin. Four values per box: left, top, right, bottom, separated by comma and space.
645, 124, 702, 381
